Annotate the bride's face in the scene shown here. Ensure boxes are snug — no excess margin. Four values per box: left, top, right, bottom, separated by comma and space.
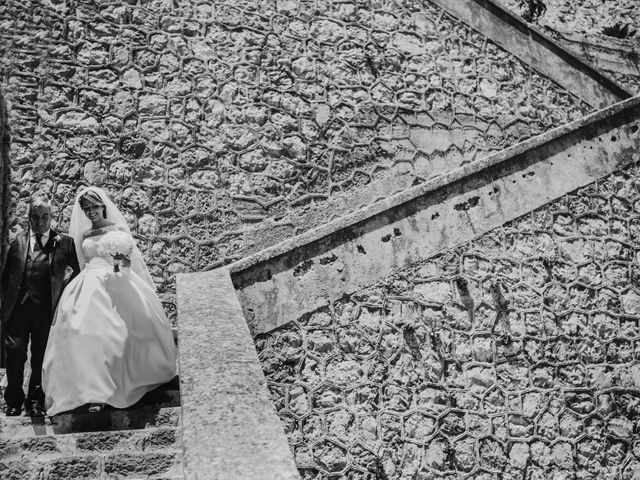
82, 202, 105, 223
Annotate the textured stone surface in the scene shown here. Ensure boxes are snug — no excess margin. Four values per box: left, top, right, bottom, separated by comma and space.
0, 378, 183, 479
234, 97, 640, 334
0, 452, 182, 480
608, 71, 640, 94
501, 0, 640, 35
257, 160, 640, 478
0, 403, 181, 439
176, 269, 299, 479
0, 0, 594, 312
499, 0, 640, 93
431, 0, 631, 109
0, 429, 183, 479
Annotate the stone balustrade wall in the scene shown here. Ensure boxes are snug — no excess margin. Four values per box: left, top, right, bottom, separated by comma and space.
257, 161, 640, 479
0, 0, 592, 308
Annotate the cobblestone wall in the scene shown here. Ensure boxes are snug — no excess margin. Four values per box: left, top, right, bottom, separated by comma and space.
0, 0, 593, 306
257, 161, 640, 479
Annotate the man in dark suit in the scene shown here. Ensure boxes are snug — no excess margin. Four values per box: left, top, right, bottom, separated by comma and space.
1, 195, 80, 416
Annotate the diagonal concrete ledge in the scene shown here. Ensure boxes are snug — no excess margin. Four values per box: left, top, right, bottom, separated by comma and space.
176, 269, 300, 480
430, 0, 633, 108
230, 95, 640, 334
229, 96, 640, 276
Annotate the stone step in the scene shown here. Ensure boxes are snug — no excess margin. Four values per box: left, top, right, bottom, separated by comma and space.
0, 366, 180, 419
0, 448, 183, 480
0, 405, 181, 439
1, 426, 182, 458
0, 393, 180, 418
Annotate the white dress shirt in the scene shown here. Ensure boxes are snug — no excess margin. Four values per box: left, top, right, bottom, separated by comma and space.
30, 229, 51, 254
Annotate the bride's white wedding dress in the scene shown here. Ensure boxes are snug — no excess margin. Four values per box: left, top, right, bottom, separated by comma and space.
42, 227, 177, 416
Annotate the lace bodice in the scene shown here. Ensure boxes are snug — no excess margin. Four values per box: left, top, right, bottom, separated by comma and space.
82, 235, 102, 262
82, 234, 105, 261
82, 226, 120, 262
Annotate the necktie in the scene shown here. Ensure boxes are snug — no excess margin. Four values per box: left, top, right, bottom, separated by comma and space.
34, 234, 44, 251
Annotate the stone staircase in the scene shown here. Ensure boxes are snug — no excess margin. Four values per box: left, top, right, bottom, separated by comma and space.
0, 370, 183, 480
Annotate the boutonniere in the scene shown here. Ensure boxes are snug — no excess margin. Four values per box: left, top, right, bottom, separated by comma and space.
44, 234, 62, 255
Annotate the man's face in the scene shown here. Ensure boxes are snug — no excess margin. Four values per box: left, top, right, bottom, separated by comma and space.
30, 206, 52, 235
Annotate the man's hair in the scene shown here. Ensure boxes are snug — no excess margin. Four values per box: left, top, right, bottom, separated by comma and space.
29, 194, 52, 215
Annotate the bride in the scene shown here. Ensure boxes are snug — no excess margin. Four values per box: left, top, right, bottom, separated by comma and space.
42, 186, 177, 415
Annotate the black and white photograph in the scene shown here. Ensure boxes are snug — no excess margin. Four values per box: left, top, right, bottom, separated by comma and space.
0, 0, 639, 479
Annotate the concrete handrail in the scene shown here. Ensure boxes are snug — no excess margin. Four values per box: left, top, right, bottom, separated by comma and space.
230, 95, 640, 334
176, 269, 300, 480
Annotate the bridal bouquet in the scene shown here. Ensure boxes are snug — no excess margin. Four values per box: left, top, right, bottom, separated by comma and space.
97, 231, 135, 272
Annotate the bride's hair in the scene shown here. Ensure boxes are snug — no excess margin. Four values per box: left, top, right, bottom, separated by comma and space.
80, 190, 107, 218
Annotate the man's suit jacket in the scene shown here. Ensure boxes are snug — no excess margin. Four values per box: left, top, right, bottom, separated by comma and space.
1, 230, 80, 325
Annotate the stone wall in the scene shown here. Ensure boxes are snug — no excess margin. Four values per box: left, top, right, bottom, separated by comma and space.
499, 0, 640, 93
599, 70, 639, 97
501, 0, 640, 36
0, 0, 593, 307
256, 160, 640, 479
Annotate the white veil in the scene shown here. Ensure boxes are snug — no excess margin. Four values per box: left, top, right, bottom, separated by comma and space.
69, 186, 157, 290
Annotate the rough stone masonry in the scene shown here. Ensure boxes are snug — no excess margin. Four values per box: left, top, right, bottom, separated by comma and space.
500, 0, 640, 93
257, 162, 640, 479
0, 0, 593, 312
